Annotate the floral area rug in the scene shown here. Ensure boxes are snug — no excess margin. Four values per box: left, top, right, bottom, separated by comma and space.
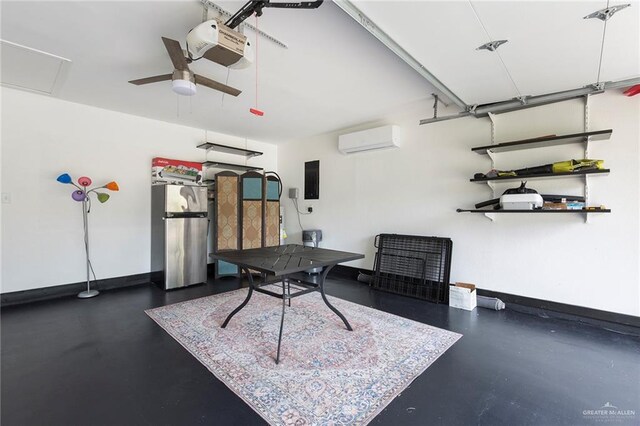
146, 286, 461, 425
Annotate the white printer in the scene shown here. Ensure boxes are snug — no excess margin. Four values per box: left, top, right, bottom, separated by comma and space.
499, 182, 543, 210
500, 193, 544, 210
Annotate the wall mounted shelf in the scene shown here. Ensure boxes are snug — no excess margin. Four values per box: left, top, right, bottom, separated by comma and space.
457, 208, 611, 222
457, 209, 611, 214
461, 108, 612, 222
197, 142, 263, 158
471, 129, 612, 154
202, 161, 263, 172
470, 168, 610, 183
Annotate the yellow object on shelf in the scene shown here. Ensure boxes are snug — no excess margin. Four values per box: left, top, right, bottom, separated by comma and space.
552, 159, 604, 173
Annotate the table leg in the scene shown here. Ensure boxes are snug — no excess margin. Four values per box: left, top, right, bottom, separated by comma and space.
221, 267, 254, 328
318, 265, 353, 331
276, 280, 287, 364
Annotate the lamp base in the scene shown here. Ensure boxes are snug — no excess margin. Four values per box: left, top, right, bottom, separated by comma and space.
78, 289, 99, 299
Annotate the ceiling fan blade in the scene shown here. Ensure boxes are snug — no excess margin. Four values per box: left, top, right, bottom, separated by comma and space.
161, 37, 189, 71
128, 73, 173, 85
194, 74, 242, 97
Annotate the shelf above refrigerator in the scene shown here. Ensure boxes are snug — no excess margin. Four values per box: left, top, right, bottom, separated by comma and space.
197, 142, 263, 158
202, 161, 263, 172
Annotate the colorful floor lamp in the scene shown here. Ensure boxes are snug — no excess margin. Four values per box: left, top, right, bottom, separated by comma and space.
57, 173, 119, 298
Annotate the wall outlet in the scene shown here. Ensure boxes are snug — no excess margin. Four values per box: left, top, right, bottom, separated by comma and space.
289, 188, 299, 199
307, 206, 313, 213
1, 193, 10, 204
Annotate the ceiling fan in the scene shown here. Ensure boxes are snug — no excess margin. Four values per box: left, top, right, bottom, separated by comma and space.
128, 37, 241, 97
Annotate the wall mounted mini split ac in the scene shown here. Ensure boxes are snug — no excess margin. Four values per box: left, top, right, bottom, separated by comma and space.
338, 125, 400, 154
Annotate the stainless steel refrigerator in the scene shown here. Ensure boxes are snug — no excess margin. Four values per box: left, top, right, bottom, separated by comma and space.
151, 184, 208, 290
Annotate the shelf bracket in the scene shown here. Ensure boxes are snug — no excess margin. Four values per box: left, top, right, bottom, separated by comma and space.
486, 150, 497, 170
583, 94, 591, 224
486, 179, 496, 199
483, 212, 496, 222
584, 174, 591, 224
583, 93, 590, 133
477, 112, 498, 222
488, 112, 497, 145
583, 94, 591, 157
487, 112, 498, 169
484, 181, 497, 220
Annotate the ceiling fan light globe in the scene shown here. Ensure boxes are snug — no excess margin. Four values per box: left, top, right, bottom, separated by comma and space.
172, 79, 197, 96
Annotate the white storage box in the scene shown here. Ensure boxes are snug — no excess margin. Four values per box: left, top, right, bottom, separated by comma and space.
449, 282, 477, 311
500, 193, 543, 210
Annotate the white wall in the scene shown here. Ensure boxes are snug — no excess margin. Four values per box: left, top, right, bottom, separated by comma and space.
0, 91, 3, 292
0, 87, 277, 293
278, 92, 640, 317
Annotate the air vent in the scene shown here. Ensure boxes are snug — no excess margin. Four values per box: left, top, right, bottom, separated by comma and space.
1, 40, 71, 95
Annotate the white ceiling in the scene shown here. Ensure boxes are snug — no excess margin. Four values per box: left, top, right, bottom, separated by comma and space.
0, 1, 433, 144
353, 0, 640, 106
2, 1, 638, 143
1, 40, 71, 95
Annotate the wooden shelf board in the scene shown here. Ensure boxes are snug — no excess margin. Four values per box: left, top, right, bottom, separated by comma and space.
472, 129, 612, 154
470, 169, 610, 183
457, 209, 611, 214
197, 142, 263, 158
201, 161, 263, 172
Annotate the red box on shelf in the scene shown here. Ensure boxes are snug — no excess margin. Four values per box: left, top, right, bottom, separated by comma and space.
152, 157, 203, 185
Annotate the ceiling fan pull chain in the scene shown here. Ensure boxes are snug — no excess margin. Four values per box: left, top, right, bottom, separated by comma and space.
255, 13, 258, 109
249, 14, 264, 116
221, 68, 231, 108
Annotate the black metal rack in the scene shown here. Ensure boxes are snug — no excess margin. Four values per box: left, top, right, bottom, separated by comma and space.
370, 234, 452, 303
